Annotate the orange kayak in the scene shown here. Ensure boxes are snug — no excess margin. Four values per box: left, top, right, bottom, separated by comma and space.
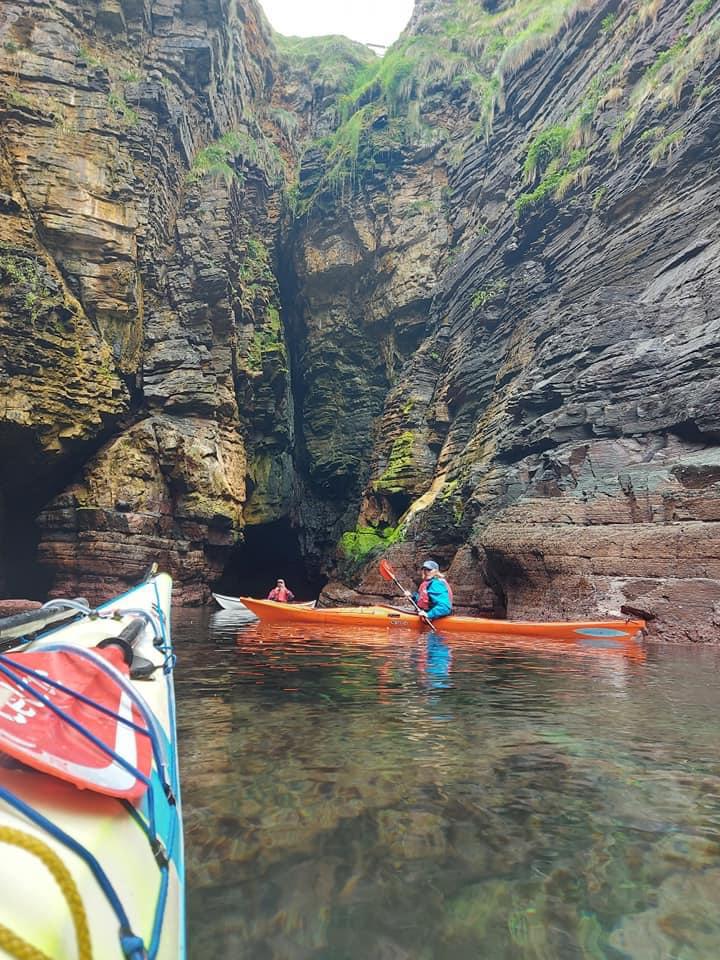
239, 598, 646, 640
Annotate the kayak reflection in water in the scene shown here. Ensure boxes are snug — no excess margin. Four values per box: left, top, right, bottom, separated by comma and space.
267, 578, 294, 602
419, 632, 453, 690
377, 633, 453, 702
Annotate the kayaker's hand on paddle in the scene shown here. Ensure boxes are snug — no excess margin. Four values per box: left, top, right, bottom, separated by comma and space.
379, 559, 433, 629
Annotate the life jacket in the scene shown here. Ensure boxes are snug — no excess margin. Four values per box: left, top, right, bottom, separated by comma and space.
417, 577, 453, 611
268, 586, 292, 602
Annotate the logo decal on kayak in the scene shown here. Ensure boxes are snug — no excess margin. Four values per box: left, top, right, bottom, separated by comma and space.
574, 627, 629, 638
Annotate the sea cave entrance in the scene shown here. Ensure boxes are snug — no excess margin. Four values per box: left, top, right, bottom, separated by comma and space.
214, 518, 326, 602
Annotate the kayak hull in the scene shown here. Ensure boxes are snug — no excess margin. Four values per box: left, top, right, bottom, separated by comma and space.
213, 593, 315, 612
0, 573, 184, 960
239, 597, 645, 640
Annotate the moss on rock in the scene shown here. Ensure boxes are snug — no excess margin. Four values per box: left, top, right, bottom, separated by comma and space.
338, 523, 404, 565
373, 431, 416, 494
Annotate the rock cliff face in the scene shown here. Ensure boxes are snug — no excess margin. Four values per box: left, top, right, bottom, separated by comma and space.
295, 0, 720, 641
0, 0, 295, 601
1, 0, 719, 638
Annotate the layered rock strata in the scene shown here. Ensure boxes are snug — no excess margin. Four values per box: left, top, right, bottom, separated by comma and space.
1, 0, 719, 640
0, 0, 295, 601
307, 0, 720, 641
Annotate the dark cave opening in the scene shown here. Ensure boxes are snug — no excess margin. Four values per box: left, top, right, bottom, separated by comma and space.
0, 417, 127, 601
2, 508, 52, 600
214, 518, 326, 601
0, 424, 57, 600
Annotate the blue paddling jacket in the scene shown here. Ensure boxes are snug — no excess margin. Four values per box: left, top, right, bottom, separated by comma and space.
413, 577, 453, 620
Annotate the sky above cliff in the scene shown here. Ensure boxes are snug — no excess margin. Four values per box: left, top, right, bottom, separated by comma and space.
259, 0, 414, 48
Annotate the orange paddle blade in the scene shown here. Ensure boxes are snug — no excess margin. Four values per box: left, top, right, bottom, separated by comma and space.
378, 559, 396, 581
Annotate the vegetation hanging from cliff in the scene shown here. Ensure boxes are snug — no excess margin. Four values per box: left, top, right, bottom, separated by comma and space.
275, 34, 375, 94
290, 0, 718, 216
294, 0, 594, 207
511, 4, 719, 218
609, 16, 720, 159
189, 126, 285, 186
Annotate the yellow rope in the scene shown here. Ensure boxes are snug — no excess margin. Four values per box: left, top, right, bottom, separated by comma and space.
0, 924, 50, 960
0, 826, 92, 960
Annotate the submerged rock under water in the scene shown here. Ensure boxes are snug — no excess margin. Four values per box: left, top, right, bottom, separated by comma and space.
178, 613, 720, 958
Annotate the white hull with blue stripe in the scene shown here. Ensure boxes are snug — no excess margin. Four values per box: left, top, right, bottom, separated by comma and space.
0, 572, 184, 960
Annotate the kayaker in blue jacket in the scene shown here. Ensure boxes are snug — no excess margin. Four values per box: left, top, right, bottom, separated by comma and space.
411, 560, 453, 620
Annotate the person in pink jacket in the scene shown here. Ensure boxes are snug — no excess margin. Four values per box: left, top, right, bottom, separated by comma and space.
267, 579, 295, 602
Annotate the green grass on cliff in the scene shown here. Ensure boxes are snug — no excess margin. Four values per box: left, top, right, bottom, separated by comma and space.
471, 279, 508, 310
4, 89, 38, 111
509, 4, 719, 216
649, 130, 684, 166
522, 126, 573, 182
608, 15, 719, 159
298, 0, 589, 207
686, 0, 713, 22
319, 103, 430, 200
189, 128, 285, 186
189, 132, 245, 184
516, 116, 592, 217
107, 91, 139, 127
0, 248, 61, 323
301, 0, 718, 216
515, 147, 589, 217
276, 34, 375, 94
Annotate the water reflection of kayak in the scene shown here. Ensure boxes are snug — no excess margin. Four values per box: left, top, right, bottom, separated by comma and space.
239, 597, 645, 641
213, 593, 316, 612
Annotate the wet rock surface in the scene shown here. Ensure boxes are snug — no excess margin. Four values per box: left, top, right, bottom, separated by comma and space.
0, 0, 289, 602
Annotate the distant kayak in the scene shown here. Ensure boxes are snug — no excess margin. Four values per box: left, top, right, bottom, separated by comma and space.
213, 593, 316, 612
239, 597, 645, 641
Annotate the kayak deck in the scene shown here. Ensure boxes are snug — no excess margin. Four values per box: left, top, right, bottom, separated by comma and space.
0, 573, 184, 960
239, 597, 645, 640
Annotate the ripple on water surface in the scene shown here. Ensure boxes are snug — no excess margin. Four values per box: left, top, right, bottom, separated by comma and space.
175, 609, 720, 960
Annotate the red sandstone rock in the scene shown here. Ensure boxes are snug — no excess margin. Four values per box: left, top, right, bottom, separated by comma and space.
0, 600, 42, 617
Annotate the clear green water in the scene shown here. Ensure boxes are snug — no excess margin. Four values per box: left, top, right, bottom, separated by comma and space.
175, 610, 720, 960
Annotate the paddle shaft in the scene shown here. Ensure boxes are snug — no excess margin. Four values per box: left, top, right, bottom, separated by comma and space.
384, 570, 433, 628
